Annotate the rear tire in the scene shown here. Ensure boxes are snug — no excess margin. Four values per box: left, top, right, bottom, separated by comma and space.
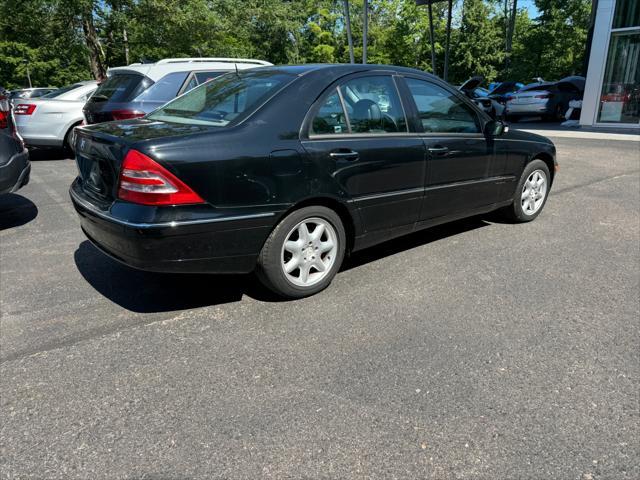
501, 159, 551, 223
544, 104, 564, 122
63, 124, 78, 155
257, 206, 346, 299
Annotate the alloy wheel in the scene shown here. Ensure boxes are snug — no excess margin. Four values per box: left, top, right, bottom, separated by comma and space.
280, 217, 338, 287
521, 169, 547, 216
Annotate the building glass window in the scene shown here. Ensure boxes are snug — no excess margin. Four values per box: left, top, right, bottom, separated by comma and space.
597, 31, 640, 124
613, 0, 640, 29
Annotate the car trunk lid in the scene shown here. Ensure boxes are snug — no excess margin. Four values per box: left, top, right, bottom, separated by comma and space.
74, 119, 214, 204
509, 89, 552, 104
75, 130, 125, 204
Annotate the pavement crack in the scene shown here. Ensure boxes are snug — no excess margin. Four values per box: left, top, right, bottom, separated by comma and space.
551, 169, 640, 196
0, 311, 200, 365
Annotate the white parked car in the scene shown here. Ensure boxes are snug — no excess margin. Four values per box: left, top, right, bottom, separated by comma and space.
14, 81, 98, 150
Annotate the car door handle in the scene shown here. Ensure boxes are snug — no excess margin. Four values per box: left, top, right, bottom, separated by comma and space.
428, 146, 449, 156
329, 150, 359, 161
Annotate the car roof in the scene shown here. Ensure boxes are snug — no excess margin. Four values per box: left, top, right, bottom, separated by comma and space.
108, 57, 274, 82
245, 63, 442, 81
10, 87, 54, 92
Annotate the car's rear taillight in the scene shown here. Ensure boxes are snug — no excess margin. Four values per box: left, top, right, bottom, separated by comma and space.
534, 94, 553, 99
506, 95, 515, 102
0, 97, 8, 129
14, 104, 36, 115
112, 109, 145, 120
117, 149, 205, 206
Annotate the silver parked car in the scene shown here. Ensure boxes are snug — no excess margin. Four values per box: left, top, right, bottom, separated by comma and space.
9, 87, 58, 101
14, 81, 98, 149
505, 76, 585, 122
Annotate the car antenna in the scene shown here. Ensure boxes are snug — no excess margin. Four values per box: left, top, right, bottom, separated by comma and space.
234, 63, 240, 77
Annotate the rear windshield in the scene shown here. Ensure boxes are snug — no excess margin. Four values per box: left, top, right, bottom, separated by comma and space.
29, 89, 53, 98
91, 73, 149, 103
133, 71, 188, 103
148, 71, 294, 127
521, 84, 555, 92
42, 83, 84, 98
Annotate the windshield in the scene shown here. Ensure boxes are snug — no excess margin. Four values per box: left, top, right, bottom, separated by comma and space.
42, 83, 83, 98
148, 71, 294, 127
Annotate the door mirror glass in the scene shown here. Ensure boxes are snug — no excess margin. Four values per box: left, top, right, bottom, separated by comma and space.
486, 120, 509, 136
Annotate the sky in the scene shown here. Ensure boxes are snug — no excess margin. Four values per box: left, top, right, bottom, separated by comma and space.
521, 0, 540, 17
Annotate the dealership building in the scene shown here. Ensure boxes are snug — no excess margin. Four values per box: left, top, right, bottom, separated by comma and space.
580, 0, 639, 128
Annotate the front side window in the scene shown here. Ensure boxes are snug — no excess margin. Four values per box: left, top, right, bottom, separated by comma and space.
148, 71, 294, 127
405, 78, 480, 133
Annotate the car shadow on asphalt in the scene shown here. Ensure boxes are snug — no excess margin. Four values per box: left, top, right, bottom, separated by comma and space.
74, 216, 490, 313
0, 194, 38, 230
342, 216, 490, 271
73, 241, 268, 313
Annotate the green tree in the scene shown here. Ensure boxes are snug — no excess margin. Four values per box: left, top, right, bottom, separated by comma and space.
451, 0, 504, 83
529, 0, 592, 79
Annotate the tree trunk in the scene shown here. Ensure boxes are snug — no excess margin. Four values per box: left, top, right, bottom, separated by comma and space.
505, 0, 518, 72
82, 8, 106, 81
362, 0, 368, 64
444, 0, 453, 81
343, 0, 354, 64
123, 27, 130, 65
428, 1, 436, 76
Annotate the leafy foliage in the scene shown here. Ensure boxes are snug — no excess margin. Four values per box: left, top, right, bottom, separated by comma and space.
0, 0, 592, 89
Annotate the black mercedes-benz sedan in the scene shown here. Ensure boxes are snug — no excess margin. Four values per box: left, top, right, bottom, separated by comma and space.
70, 64, 557, 298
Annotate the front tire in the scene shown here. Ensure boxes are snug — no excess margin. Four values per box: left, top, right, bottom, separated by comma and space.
502, 159, 551, 222
257, 206, 346, 299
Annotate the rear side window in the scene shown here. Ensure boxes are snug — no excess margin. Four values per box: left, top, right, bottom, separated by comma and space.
134, 71, 188, 103
195, 71, 223, 84
341, 76, 407, 133
91, 74, 149, 103
405, 78, 480, 133
311, 90, 349, 135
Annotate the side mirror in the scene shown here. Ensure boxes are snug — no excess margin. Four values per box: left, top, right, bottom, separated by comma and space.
485, 119, 509, 136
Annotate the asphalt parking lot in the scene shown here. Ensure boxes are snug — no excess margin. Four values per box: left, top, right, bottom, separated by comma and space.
1, 132, 639, 479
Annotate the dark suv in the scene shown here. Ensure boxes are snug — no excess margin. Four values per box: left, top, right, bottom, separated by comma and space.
0, 88, 30, 195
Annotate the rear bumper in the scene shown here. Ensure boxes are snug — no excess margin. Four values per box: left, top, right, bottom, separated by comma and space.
0, 149, 30, 195
16, 122, 65, 147
69, 179, 280, 274
506, 104, 553, 116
